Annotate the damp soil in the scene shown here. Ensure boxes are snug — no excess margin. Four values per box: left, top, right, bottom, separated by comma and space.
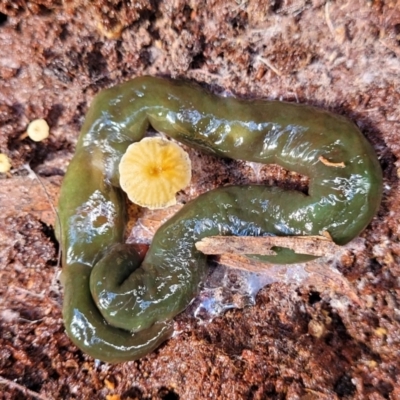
1, 1, 400, 399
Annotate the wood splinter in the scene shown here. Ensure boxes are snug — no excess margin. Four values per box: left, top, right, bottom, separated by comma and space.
195, 234, 341, 258
205, 253, 362, 306
195, 235, 362, 305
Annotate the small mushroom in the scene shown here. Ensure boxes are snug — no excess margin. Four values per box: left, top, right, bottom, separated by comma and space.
0, 153, 11, 173
119, 137, 192, 209
27, 119, 49, 142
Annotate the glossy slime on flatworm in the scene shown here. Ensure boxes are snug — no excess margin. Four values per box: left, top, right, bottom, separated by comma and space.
57, 76, 382, 363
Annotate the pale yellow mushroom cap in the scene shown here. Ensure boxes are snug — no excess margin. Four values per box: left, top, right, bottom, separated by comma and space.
119, 137, 192, 209
0, 154, 11, 173
27, 119, 49, 142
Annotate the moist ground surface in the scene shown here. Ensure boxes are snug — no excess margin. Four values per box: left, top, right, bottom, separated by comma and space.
0, 1, 400, 399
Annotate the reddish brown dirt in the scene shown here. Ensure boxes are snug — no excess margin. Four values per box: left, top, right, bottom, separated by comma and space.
1, 1, 400, 399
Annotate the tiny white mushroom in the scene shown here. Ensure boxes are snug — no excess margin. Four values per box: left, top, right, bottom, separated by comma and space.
0, 153, 11, 173
27, 118, 50, 142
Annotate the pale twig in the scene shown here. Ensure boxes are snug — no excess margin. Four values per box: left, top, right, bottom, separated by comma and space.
216, 253, 277, 274
324, 1, 336, 40
257, 56, 282, 76
12, 286, 46, 299
213, 254, 362, 305
188, 69, 220, 79
304, 262, 363, 306
0, 375, 51, 400
10, 285, 61, 308
232, 0, 247, 12
379, 39, 400, 58
196, 235, 341, 257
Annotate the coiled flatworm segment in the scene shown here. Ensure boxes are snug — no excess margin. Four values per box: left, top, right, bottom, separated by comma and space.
58, 76, 382, 362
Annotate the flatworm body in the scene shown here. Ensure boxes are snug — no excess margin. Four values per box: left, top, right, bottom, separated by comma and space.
58, 76, 382, 363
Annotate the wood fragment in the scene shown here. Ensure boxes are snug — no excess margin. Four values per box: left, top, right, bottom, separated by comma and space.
217, 253, 280, 274
318, 156, 345, 168
303, 263, 363, 306
379, 39, 400, 57
324, 1, 337, 42
214, 254, 362, 305
321, 230, 333, 240
196, 235, 341, 257
257, 56, 282, 76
